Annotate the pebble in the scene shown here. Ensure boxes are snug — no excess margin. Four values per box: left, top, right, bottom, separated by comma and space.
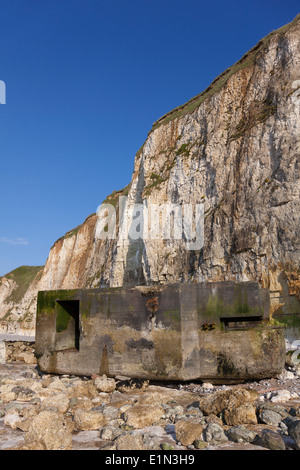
202, 383, 214, 390
278, 370, 295, 381
0, 357, 300, 451
271, 390, 291, 403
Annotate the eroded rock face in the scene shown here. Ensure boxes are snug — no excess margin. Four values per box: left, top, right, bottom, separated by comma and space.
0, 267, 43, 335
0, 15, 299, 333
100, 16, 300, 319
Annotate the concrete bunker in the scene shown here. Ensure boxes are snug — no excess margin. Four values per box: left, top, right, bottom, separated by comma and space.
35, 281, 286, 382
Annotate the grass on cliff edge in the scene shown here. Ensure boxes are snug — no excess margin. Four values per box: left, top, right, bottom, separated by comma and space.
102, 183, 131, 208
1, 266, 44, 304
149, 13, 300, 133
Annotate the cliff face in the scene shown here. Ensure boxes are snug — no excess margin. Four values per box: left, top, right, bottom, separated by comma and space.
105, 14, 300, 317
0, 15, 299, 334
0, 266, 43, 334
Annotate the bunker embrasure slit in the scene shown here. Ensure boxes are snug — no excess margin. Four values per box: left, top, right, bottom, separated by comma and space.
221, 316, 263, 331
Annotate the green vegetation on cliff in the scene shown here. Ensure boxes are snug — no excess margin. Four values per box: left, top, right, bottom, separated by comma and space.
1, 265, 44, 304
102, 183, 131, 207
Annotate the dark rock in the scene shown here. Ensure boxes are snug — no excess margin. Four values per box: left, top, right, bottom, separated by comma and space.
261, 430, 286, 451
283, 416, 299, 427
227, 425, 257, 443
259, 410, 282, 426
288, 420, 300, 450
289, 407, 300, 418
257, 403, 289, 418
12, 386, 34, 396
203, 423, 228, 445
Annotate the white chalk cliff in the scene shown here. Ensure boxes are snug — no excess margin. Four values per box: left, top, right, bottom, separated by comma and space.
1, 15, 299, 334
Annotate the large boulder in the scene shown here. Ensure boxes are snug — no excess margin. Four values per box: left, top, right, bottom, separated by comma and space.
174, 421, 203, 446
199, 388, 258, 425
23, 411, 73, 450
224, 402, 258, 426
123, 404, 164, 429
73, 408, 106, 431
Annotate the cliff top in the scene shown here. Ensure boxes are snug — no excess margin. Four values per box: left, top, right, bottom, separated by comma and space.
149, 13, 300, 134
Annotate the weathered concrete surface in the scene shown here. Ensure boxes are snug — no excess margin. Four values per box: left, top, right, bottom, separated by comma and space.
36, 282, 285, 381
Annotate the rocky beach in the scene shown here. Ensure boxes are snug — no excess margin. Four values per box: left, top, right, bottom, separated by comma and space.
0, 338, 299, 451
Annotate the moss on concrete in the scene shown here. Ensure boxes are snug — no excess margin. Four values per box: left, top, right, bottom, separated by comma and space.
151, 329, 182, 376
37, 289, 79, 317
202, 289, 260, 326
162, 309, 180, 323
270, 314, 300, 329
55, 304, 72, 333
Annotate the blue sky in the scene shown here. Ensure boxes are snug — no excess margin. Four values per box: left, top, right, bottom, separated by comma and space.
0, 0, 299, 276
